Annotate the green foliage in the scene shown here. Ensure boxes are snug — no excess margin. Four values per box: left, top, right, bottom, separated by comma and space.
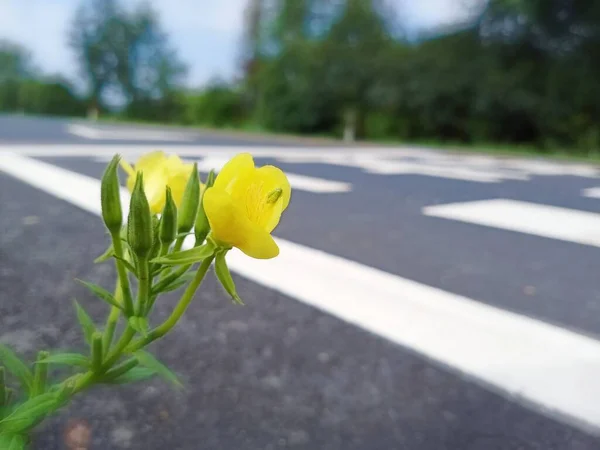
214, 251, 243, 305
133, 351, 182, 388
184, 82, 246, 127
0, 346, 33, 395
74, 301, 96, 345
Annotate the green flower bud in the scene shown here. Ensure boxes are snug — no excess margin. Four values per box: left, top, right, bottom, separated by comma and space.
160, 187, 178, 245
177, 163, 200, 234
194, 192, 210, 246
127, 173, 153, 259
100, 154, 123, 233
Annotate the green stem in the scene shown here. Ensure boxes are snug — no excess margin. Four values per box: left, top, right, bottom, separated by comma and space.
128, 255, 214, 352
173, 236, 185, 253
136, 256, 150, 316
102, 326, 137, 370
102, 280, 123, 352
111, 232, 134, 316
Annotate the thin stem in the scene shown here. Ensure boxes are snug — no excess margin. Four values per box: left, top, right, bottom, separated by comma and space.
128, 255, 214, 352
111, 232, 134, 316
136, 256, 150, 316
173, 236, 185, 253
102, 279, 123, 352
102, 326, 137, 370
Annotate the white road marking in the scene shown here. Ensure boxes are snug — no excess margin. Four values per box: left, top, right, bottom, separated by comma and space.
2, 152, 600, 433
424, 199, 600, 247
4, 143, 600, 181
115, 154, 352, 194
67, 124, 199, 142
583, 187, 600, 199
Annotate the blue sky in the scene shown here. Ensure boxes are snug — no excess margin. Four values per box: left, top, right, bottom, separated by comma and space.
0, 0, 480, 88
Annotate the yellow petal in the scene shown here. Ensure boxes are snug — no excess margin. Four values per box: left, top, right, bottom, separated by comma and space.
237, 226, 279, 259
213, 153, 255, 193
203, 187, 279, 259
133, 151, 168, 172
228, 165, 291, 232
256, 166, 291, 211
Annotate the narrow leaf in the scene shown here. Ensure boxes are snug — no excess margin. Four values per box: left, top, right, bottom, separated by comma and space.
36, 353, 89, 368
214, 252, 243, 305
113, 255, 138, 278
108, 367, 156, 384
76, 280, 123, 310
0, 345, 33, 393
0, 392, 59, 433
0, 434, 27, 450
134, 350, 182, 388
94, 244, 114, 263
151, 274, 194, 296
74, 301, 96, 345
151, 242, 214, 266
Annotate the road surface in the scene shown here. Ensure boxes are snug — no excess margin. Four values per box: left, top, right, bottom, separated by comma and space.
1, 115, 600, 449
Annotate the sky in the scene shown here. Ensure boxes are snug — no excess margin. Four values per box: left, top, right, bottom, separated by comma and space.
0, 0, 480, 88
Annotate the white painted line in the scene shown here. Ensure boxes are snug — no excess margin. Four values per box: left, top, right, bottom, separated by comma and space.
105, 154, 351, 194
190, 156, 352, 193
67, 124, 198, 142
3, 153, 600, 433
424, 199, 600, 247
583, 187, 600, 199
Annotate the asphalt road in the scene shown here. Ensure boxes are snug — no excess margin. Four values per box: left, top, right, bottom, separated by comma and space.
1, 115, 600, 449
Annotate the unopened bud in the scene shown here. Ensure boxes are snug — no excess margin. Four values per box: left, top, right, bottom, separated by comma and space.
267, 188, 283, 204
160, 187, 177, 245
127, 173, 153, 258
177, 163, 200, 234
100, 154, 123, 233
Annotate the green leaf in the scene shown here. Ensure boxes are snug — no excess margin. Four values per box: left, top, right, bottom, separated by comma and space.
108, 367, 156, 384
36, 353, 89, 368
0, 345, 33, 393
0, 392, 60, 433
0, 434, 27, 450
151, 242, 214, 266
134, 350, 182, 388
214, 251, 243, 305
151, 273, 195, 296
94, 244, 114, 263
76, 279, 123, 310
113, 255, 138, 278
128, 317, 149, 337
74, 301, 96, 345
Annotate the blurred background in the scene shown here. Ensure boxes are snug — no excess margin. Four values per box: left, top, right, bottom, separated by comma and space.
0, 0, 598, 154
3, 1, 600, 449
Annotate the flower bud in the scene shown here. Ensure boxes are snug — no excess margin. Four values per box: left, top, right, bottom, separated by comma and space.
177, 163, 200, 234
127, 173, 153, 259
100, 154, 123, 233
160, 187, 178, 245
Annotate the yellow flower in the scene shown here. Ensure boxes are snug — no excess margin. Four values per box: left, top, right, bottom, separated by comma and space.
203, 153, 291, 259
120, 151, 195, 214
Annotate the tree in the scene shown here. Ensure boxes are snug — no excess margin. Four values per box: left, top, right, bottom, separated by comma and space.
69, 0, 186, 118
69, 0, 121, 117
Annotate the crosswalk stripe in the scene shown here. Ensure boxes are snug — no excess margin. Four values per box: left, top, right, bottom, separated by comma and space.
67, 124, 198, 142
583, 187, 600, 199
2, 153, 600, 433
424, 199, 600, 247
